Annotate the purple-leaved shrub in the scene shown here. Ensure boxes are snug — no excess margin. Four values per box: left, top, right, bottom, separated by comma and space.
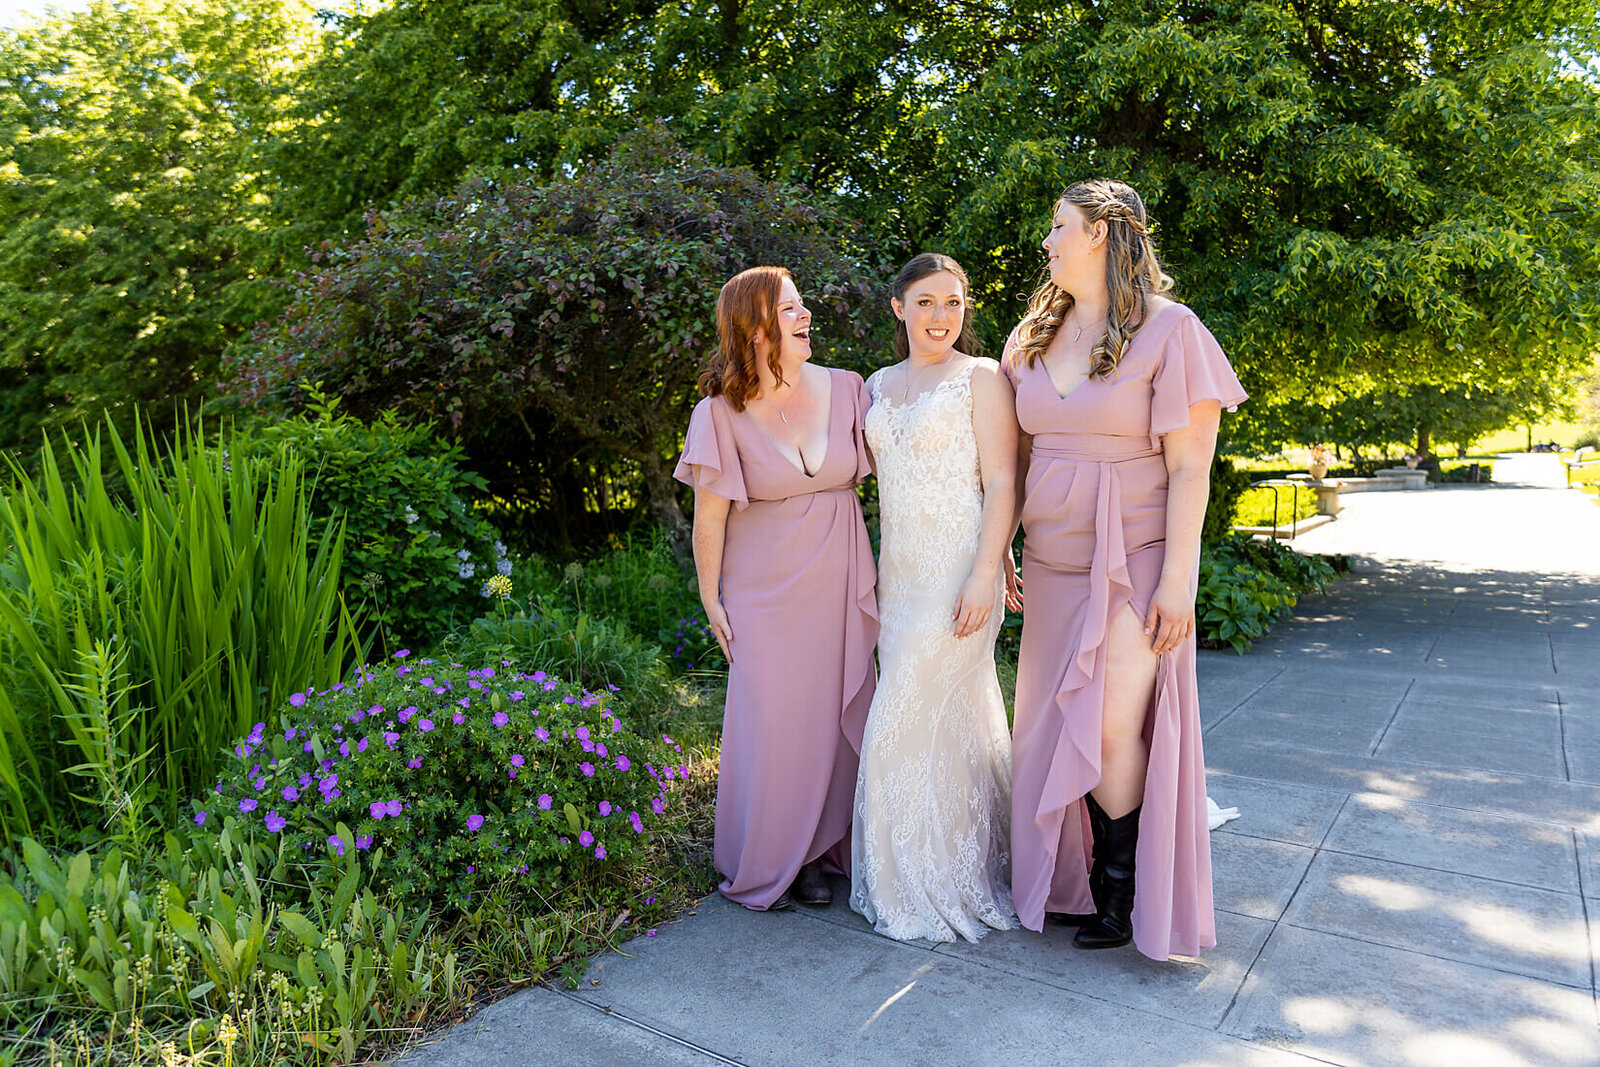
199, 652, 686, 912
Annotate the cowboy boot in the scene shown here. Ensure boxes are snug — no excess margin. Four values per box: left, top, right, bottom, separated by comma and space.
1048, 795, 1109, 927
1073, 803, 1140, 949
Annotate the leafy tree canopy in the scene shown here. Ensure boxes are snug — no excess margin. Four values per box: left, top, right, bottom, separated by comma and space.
231, 127, 886, 557
0, 0, 321, 452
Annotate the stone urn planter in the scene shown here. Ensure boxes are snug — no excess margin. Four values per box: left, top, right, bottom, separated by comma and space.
1308, 462, 1329, 481
1404, 454, 1422, 469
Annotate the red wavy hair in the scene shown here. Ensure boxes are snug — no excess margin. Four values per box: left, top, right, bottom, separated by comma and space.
700, 266, 791, 411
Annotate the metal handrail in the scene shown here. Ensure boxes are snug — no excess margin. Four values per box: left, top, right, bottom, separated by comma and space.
1250, 478, 1310, 539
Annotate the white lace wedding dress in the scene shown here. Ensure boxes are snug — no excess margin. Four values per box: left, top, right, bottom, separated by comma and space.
849, 359, 1018, 943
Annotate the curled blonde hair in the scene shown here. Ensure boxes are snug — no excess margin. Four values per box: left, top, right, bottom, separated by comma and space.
1012, 180, 1173, 378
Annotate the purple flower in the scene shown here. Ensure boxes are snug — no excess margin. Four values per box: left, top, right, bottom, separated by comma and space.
631, 812, 644, 834
581, 739, 595, 753
510, 690, 525, 702
610, 719, 621, 734
662, 735, 674, 744
663, 768, 675, 781
468, 679, 483, 690
532, 671, 547, 683
563, 695, 577, 704
328, 835, 345, 857
457, 697, 471, 708
538, 794, 553, 810
238, 798, 257, 814
253, 776, 267, 791
467, 813, 484, 832
303, 740, 314, 753
394, 649, 410, 658
595, 845, 607, 859
194, 811, 207, 826
265, 811, 287, 833
386, 799, 402, 817
420, 677, 433, 687
339, 741, 350, 757
285, 728, 298, 741
615, 755, 631, 772
370, 704, 385, 718
596, 743, 608, 758
418, 718, 435, 733
408, 757, 423, 769
651, 798, 665, 814
383, 730, 400, 746
298, 773, 312, 787
598, 801, 612, 816
493, 712, 509, 727
608, 683, 619, 692
511, 754, 525, 767
647, 929, 656, 937
535, 727, 549, 742
356, 834, 374, 850
579, 830, 594, 847
289, 692, 306, 708
357, 737, 369, 753
282, 786, 300, 802
580, 762, 595, 778
370, 801, 388, 819
576, 726, 590, 741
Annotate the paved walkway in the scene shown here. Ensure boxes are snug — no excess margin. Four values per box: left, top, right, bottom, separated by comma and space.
405, 454, 1600, 1066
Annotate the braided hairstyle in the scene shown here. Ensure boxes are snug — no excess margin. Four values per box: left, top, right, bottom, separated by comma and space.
1012, 180, 1173, 379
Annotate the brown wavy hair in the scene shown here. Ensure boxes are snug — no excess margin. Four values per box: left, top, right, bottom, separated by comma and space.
1012, 180, 1173, 379
890, 253, 982, 362
699, 266, 791, 412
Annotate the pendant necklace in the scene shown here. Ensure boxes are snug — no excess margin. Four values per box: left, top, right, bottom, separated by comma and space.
1067, 310, 1084, 343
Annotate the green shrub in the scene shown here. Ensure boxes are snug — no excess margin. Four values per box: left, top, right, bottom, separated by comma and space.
510, 533, 723, 675
1197, 535, 1337, 653
0, 414, 363, 847
1437, 461, 1494, 483
1202, 455, 1253, 543
199, 655, 681, 916
1231, 484, 1319, 529
446, 601, 680, 729
241, 390, 505, 649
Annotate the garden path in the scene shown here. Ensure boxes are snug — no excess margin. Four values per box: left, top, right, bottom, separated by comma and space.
403, 452, 1600, 1066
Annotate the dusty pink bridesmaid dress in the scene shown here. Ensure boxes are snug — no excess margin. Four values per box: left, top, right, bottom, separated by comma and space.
674, 367, 879, 909
1006, 303, 1246, 959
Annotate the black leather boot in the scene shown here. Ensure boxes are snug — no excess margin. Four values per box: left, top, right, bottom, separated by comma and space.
792, 860, 832, 906
1073, 803, 1140, 949
1048, 795, 1110, 927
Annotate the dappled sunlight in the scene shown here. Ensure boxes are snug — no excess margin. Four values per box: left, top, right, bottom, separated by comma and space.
858, 963, 932, 1034
1442, 900, 1589, 962
1401, 1032, 1537, 1067
1334, 873, 1432, 912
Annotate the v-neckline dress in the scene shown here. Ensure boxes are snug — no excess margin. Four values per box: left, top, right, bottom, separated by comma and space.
674, 366, 880, 909
1004, 303, 1247, 959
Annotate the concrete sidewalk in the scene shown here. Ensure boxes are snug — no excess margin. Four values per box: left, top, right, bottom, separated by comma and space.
405, 454, 1600, 1066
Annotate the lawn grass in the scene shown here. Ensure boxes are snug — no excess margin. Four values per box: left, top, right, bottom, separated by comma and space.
1474, 420, 1587, 452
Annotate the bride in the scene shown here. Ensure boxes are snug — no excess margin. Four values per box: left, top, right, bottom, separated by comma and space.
849, 253, 1020, 943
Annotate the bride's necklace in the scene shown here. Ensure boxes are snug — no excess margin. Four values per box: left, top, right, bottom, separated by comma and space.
902, 354, 952, 403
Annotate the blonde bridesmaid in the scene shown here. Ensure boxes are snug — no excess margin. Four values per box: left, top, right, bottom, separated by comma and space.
674, 266, 879, 910
1005, 181, 1246, 957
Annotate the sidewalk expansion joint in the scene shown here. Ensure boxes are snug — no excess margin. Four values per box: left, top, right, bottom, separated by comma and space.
1199, 665, 1288, 738
552, 987, 748, 1065
1367, 677, 1416, 756
1559, 690, 1572, 781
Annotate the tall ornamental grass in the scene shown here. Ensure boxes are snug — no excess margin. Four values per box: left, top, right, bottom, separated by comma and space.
0, 415, 365, 846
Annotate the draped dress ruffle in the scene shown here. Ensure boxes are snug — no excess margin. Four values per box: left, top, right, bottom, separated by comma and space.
674, 367, 879, 909
1006, 305, 1247, 959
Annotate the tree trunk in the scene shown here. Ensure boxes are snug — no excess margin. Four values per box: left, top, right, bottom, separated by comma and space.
1416, 421, 1432, 459
639, 454, 694, 571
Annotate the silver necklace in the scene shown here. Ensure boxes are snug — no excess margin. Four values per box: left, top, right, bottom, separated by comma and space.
1066, 309, 1084, 343
901, 356, 950, 403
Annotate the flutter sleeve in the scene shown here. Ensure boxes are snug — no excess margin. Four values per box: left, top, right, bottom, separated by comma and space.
1150, 312, 1249, 436
846, 369, 874, 483
673, 396, 748, 507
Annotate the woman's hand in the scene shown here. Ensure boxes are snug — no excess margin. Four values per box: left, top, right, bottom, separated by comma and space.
953, 570, 997, 638
704, 598, 735, 662
1003, 552, 1023, 613
1144, 574, 1195, 655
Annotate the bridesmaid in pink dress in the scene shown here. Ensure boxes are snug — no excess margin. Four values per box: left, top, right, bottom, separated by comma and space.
1004, 181, 1246, 958
674, 266, 878, 911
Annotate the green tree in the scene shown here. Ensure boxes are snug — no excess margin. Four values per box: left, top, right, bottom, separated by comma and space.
231, 128, 886, 560
0, 0, 321, 453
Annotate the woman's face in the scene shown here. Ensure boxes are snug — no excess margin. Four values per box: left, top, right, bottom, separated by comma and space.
759, 275, 813, 365
1042, 200, 1104, 289
893, 270, 966, 359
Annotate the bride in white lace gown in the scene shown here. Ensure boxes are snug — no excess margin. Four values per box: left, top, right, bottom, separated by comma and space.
850, 254, 1020, 943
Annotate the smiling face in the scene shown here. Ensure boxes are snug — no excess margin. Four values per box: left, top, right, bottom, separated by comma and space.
892, 270, 966, 360
1042, 200, 1107, 291
754, 275, 813, 367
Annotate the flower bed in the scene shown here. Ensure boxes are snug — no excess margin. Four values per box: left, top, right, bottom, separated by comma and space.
201, 653, 686, 914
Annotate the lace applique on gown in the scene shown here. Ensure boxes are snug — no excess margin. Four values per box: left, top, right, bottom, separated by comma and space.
848, 360, 1018, 943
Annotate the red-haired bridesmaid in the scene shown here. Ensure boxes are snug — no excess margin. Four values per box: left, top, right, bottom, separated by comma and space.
675, 266, 879, 910
1006, 181, 1246, 958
